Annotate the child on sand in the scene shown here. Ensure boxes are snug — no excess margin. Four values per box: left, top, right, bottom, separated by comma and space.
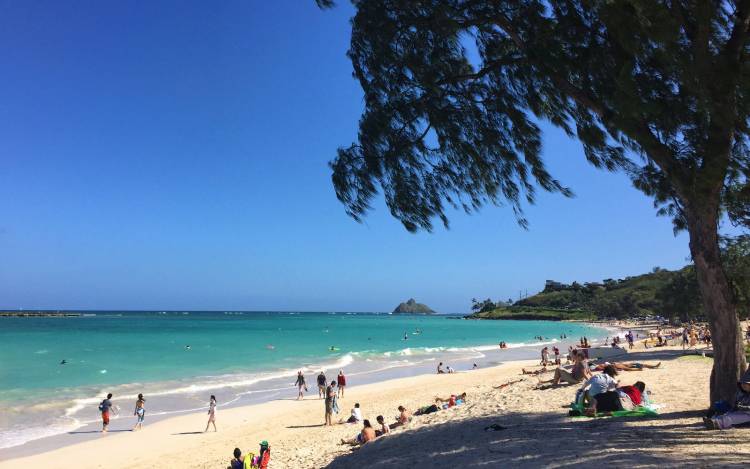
228, 448, 243, 469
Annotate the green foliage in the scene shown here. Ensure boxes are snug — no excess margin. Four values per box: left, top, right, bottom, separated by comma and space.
722, 236, 750, 318
656, 266, 702, 322
516, 267, 689, 320
323, 1, 750, 234
467, 306, 595, 321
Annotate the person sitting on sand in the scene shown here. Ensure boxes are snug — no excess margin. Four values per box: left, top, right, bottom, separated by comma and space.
228, 448, 244, 469
705, 370, 750, 429
446, 365, 455, 374
341, 419, 376, 446
538, 350, 591, 386
375, 415, 390, 437
390, 405, 411, 428
580, 365, 620, 416
437, 362, 445, 374
346, 402, 363, 424
435, 392, 467, 407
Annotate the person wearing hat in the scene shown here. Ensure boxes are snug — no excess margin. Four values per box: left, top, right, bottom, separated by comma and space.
256, 440, 270, 469
704, 369, 750, 429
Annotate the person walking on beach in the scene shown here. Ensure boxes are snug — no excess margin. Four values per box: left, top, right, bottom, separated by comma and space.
204, 395, 217, 432
337, 370, 346, 398
132, 393, 145, 431
540, 346, 549, 366
295, 371, 307, 400
325, 380, 336, 426
99, 393, 114, 433
317, 371, 327, 399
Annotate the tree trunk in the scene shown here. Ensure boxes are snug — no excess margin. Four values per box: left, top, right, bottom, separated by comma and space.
685, 204, 747, 405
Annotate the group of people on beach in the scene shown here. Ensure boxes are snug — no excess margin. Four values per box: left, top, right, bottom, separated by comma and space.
228, 441, 271, 469
527, 346, 663, 416
340, 391, 468, 447
294, 369, 347, 401
97, 393, 218, 433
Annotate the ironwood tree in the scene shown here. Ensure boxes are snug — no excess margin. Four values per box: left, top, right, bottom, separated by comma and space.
320, 1, 750, 402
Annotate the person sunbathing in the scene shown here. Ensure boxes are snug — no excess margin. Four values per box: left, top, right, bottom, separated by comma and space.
522, 366, 549, 375
592, 361, 661, 372
341, 419, 376, 446
435, 392, 467, 407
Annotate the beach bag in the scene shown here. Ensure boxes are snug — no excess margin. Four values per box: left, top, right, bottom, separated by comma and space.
98, 400, 105, 412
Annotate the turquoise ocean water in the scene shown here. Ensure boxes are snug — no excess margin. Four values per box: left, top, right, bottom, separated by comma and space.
0, 311, 606, 451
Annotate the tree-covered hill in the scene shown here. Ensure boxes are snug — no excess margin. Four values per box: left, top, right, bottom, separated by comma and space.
467, 237, 750, 322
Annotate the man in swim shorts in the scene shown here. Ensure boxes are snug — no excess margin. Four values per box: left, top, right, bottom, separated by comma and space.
100, 393, 113, 432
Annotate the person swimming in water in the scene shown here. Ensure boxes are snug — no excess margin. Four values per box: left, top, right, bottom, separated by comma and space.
60, 359, 67, 365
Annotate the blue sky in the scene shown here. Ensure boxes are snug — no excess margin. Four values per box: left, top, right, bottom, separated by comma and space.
0, 1, 694, 313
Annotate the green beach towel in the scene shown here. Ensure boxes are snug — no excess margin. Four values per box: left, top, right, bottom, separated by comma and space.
569, 402, 659, 418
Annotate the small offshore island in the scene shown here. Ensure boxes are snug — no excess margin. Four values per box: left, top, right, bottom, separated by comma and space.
392, 298, 436, 314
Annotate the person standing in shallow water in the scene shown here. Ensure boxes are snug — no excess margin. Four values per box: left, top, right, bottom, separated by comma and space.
132, 393, 145, 431
99, 393, 114, 433
204, 395, 217, 432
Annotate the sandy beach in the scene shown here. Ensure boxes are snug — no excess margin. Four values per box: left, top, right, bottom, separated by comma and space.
3, 335, 749, 469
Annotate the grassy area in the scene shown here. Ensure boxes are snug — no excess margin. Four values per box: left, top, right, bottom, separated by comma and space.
466, 306, 596, 321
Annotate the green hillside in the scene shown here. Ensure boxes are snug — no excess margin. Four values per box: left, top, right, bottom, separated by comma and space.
467, 266, 695, 321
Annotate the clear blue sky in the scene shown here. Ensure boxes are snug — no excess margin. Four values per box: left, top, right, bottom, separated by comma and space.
0, 1, 694, 313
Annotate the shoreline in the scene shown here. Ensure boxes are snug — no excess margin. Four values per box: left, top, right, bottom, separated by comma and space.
3, 340, 741, 468
0, 321, 613, 458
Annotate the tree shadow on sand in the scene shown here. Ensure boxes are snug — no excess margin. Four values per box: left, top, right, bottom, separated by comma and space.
326, 404, 747, 468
